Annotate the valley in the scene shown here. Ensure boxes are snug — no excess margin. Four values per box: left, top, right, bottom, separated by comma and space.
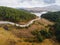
0, 6, 60, 45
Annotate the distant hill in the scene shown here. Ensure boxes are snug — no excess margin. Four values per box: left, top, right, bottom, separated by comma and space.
41, 11, 60, 23
0, 6, 36, 23
43, 5, 60, 11
19, 5, 60, 13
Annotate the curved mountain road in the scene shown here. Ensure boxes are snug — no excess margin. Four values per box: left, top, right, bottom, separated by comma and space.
0, 12, 47, 27
0, 18, 40, 27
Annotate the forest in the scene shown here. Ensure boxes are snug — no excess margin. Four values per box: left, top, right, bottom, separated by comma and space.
0, 6, 36, 23
41, 11, 60, 23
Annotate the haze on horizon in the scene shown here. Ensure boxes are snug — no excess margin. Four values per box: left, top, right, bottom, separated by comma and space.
0, 0, 60, 8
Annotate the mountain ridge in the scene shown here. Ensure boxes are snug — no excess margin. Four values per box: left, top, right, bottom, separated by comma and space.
19, 5, 60, 12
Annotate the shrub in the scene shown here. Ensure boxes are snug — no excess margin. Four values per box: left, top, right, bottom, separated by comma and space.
31, 30, 39, 35
3, 25, 9, 30
36, 32, 43, 42
31, 30, 44, 42
31, 30, 52, 42
40, 30, 52, 38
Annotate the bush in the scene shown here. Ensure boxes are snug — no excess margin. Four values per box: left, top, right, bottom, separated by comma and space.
31, 30, 44, 42
32, 30, 44, 42
3, 25, 10, 30
40, 30, 52, 38
31, 30, 39, 35
36, 32, 43, 42
31, 30, 52, 42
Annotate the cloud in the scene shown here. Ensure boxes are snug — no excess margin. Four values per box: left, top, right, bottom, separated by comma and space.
0, 0, 59, 8
19, 0, 45, 8
55, 0, 60, 5
44, 0, 55, 4
0, 0, 19, 7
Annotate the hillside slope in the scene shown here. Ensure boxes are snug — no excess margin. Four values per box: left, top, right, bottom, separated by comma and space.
0, 6, 36, 23
0, 18, 56, 45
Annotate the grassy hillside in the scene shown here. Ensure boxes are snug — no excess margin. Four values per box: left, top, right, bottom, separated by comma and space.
0, 6, 36, 23
41, 11, 60, 42
0, 18, 56, 45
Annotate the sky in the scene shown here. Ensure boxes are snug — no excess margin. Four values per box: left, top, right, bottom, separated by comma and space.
0, 0, 60, 8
